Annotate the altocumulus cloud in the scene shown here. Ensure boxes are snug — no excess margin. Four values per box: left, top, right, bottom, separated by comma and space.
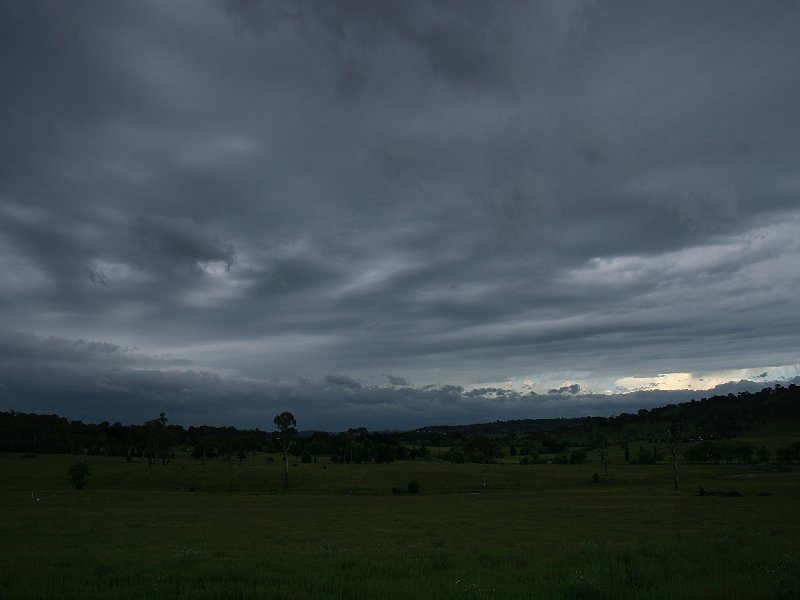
0, 1, 799, 428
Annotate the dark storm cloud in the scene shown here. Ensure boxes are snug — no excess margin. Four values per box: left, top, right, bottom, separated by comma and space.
1, 0, 799, 427
2, 328, 793, 430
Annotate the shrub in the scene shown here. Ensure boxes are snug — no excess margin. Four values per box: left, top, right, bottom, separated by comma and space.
528, 448, 541, 463
685, 440, 756, 464
446, 447, 466, 464
775, 442, 800, 464
553, 451, 570, 464
636, 446, 655, 464
570, 449, 587, 464
552, 449, 586, 464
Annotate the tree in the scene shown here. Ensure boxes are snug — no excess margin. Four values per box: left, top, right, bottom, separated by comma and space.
274, 411, 297, 488
67, 461, 90, 489
665, 418, 684, 494
585, 417, 609, 478
464, 435, 503, 488
621, 440, 630, 462
142, 412, 172, 475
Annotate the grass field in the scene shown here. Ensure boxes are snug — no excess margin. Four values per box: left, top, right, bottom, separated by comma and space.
2, 452, 799, 599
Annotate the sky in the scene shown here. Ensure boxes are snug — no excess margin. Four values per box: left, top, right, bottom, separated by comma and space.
1, 0, 799, 431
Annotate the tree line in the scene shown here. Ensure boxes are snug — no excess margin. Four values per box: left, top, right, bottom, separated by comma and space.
3, 383, 798, 466
0, 411, 429, 465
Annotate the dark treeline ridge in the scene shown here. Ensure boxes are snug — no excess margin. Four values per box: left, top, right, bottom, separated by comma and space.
414, 417, 584, 437
409, 384, 800, 465
0, 413, 431, 465
1, 384, 798, 465
415, 383, 800, 441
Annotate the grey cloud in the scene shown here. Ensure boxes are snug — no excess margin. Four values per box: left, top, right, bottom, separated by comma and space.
133, 216, 235, 273
548, 384, 582, 395
1, 1, 799, 428
386, 375, 409, 387
0, 329, 189, 370
223, 0, 587, 91
85, 266, 109, 287
322, 374, 362, 391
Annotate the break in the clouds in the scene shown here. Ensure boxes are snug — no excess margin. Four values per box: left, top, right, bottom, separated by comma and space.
1, 1, 798, 429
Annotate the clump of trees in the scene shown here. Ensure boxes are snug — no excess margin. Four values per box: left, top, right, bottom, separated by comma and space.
630, 445, 663, 465
518, 448, 541, 465
444, 435, 502, 465
775, 442, 800, 463
684, 440, 757, 464
552, 448, 587, 464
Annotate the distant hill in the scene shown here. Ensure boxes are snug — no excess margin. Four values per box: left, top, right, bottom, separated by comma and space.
403, 383, 799, 445
411, 417, 583, 437
600, 383, 800, 441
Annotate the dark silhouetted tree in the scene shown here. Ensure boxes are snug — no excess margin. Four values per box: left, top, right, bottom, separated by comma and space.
666, 418, 684, 494
464, 435, 503, 488
586, 417, 609, 478
274, 411, 297, 487
143, 412, 171, 475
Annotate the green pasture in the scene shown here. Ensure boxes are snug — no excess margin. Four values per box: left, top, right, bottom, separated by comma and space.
2, 452, 799, 599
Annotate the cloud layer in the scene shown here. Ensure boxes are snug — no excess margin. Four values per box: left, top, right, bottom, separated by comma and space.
1, 328, 795, 430
1, 1, 798, 428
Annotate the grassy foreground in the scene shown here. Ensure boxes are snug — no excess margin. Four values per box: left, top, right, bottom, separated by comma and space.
1, 452, 799, 599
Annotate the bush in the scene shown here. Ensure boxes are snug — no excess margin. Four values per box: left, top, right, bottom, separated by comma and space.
392, 480, 422, 494
636, 445, 655, 465
775, 442, 800, 464
570, 449, 587, 464
553, 451, 570, 464
520, 447, 541, 463
684, 440, 757, 464
552, 449, 586, 464
519, 454, 541, 465
67, 462, 90, 489
446, 447, 466, 464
